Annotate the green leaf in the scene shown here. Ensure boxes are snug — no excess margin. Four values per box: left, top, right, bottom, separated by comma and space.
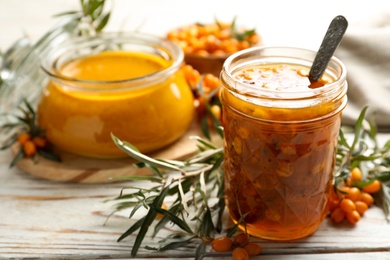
111, 133, 183, 173
199, 207, 215, 238
338, 128, 350, 149
95, 13, 110, 32
189, 136, 217, 150
131, 186, 170, 256
157, 237, 196, 251
226, 223, 239, 237
200, 116, 210, 140
351, 106, 368, 151
152, 205, 194, 234
153, 203, 181, 235
9, 147, 24, 168
108, 175, 162, 183
129, 202, 145, 218
195, 242, 206, 260
37, 149, 62, 162
117, 216, 145, 242
53, 10, 81, 17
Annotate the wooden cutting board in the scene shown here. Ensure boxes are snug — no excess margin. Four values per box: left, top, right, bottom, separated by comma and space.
12, 121, 222, 183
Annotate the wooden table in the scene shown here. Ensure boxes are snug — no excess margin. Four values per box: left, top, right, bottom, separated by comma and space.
1, 143, 390, 259
1, 1, 390, 259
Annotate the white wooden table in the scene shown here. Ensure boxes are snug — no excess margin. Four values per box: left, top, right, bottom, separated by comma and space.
1, 147, 390, 259
1, 0, 390, 259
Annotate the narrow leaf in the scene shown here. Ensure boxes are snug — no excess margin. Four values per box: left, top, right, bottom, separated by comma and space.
152, 205, 194, 234
111, 133, 183, 173
117, 216, 145, 242
131, 186, 170, 256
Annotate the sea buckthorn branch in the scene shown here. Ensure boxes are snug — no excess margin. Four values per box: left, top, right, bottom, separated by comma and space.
0, 99, 60, 166
109, 133, 226, 257
181, 64, 223, 139
54, 0, 111, 35
331, 106, 390, 223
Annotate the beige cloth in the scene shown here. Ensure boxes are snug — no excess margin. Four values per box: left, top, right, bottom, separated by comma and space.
336, 13, 390, 130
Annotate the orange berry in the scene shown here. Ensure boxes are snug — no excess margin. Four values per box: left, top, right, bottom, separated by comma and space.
232, 247, 249, 260
17, 133, 30, 145
360, 192, 374, 207
211, 237, 233, 252
346, 210, 361, 224
156, 203, 168, 219
355, 201, 368, 216
243, 243, 262, 256
330, 207, 345, 224
194, 96, 207, 119
350, 167, 363, 182
336, 186, 350, 198
203, 73, 221, 90
345, 187, 361, 202
32, 136, 47, 148
362, 179, 381, 194
210, 105, 221, 121
339, 198, 356, 213
233, 233, 248, 246
23, 140, 37, 157
328, 196, 340, 212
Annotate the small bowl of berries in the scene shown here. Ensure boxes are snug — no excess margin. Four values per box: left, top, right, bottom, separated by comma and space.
166, 18, 262, 76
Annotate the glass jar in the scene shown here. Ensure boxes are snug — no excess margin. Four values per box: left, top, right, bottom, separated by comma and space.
220, 46, 347, 240
38, 32, 194, 158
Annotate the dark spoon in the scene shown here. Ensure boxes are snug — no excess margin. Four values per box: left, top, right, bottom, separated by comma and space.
309, 15, 348, 83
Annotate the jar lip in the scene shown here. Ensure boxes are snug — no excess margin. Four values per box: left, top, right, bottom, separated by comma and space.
221, 46, 347, 99
40, 32, 184, 90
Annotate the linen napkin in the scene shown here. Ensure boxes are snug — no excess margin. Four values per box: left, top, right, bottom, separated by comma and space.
335, 13, 390, 130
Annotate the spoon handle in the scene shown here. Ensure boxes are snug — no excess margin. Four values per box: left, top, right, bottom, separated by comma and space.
309, 15, 348, 82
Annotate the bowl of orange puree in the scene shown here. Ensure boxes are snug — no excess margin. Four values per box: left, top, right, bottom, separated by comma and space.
38, 33, 194, 159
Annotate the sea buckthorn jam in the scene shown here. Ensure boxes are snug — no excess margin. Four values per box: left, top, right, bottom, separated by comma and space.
38, 33, 194, 158
220, 47, 347, 240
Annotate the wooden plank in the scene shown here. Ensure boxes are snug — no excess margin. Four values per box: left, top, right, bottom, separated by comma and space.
1, 147, 390, 259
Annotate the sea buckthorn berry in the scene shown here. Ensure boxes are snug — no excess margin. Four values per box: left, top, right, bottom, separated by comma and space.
23, 140, 37, 157
156, 203, 168, 219
210, 105, 221, 121
330, 207, 345, 224
350, 167, 363, 182
336, 186, 350, 198
345, 187, 361, 202
17, 133, 31, 145
182, 64, 200, 89
346, 210, 361, 225
32, 136, 47, 148
233, 233, 249, 246
360, 192, 374, 207
355, 201, 368, 216
211, 236, 233, 252
243, 242, 262, 256
328, 196, 341, 212
362, 179, 381, 194
339, 198, 356, 213
232, 247, 249, 260
167, 20, 261, 57
203, 73, 220, 90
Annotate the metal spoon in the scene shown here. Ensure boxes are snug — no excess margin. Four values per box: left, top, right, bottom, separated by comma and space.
309, 15, 348, 83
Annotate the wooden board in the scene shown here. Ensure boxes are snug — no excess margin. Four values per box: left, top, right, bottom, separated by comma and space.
12, 121, 222, 183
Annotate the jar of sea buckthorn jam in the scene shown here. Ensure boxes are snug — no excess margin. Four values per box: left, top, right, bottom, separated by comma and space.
38, 33, 194, 158
220, 46, 347, 240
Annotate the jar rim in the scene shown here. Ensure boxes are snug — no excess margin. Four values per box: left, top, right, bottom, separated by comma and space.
221, 46, 347, 100
40, 32, 184, 91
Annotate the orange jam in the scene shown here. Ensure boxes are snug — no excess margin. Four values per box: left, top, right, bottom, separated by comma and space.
38, 34, 194, 158
220, 47, 347, 241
